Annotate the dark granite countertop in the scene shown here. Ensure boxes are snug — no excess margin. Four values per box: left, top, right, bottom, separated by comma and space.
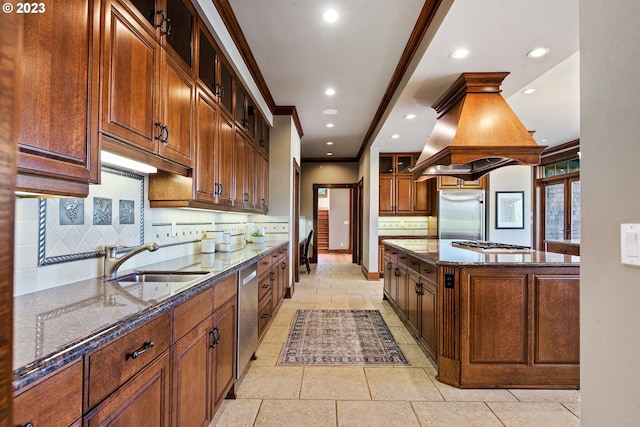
382, 239, 580, 267
13, 240, 288, 391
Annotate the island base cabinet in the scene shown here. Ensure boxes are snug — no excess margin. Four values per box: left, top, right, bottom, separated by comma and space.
85, 351, 171, 427
437, 266, 580, 388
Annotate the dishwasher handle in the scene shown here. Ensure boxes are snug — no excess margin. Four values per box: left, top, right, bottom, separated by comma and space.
242, 270, 257, 285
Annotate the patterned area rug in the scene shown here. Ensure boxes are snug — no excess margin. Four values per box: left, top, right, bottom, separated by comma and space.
280, 310, 408, 365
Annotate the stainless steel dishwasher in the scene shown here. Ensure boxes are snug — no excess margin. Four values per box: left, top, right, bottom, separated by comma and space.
237, 264, 258, 378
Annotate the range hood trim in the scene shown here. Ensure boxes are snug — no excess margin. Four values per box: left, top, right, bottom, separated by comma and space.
412, 72, 547, 182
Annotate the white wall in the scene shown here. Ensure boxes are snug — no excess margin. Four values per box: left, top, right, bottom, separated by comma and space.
581, 1, 640, 425
328, 188, 350, 250
359, 147, 378, 275
487, 165, 533, 246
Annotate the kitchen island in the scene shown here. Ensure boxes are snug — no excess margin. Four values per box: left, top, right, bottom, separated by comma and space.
382, 239, 579, 389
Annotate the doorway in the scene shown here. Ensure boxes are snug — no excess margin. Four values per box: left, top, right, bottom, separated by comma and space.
312, 183, 360, 264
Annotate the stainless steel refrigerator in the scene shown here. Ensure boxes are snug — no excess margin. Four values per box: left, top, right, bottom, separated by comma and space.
438, 190, 485, 240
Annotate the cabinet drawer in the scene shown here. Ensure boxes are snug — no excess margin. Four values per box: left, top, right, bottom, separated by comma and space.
419, 260, 438, 284
173, 287, 213, 342
14, 359, 83, 427
258, 272, 272, 301
257, 254, 273, 276
258, 297, 272, 336
383, 246, 398, 263
86, 312, 170, 409
404, 254, 421, 273
214, 274, 238, 311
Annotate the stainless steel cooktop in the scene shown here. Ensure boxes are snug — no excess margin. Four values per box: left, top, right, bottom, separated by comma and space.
451, 240, 532, 253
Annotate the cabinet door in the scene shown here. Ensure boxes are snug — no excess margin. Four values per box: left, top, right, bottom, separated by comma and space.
85, 351, 170, 427
172, 317, 213, 427
212, 299, 237, 409
395, 176, 413, 214
383, 256, 393, 298
419, 281, 437, 359
198, 28, 218, 95
194, 90, 217, 202
406, 272, 421, 337
413, 179, 434, 215
14, 360, 83, 427
244, 141, 256, 208
261, 155, 269, 212
18, 0, 99, 190
216, 114, 235, 205
379, 176, 394, 215
219, 59, 234, 114
165, 0, 194, 69
101, 1, 160, 151
233, 131, 246, 206
235, 85, 247, 128
159, 55, 194, 166
396, 263, 409, 319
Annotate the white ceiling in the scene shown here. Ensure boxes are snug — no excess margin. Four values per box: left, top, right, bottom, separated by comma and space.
229, 0, 580, 159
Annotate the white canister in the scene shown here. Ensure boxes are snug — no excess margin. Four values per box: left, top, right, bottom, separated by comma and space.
201, 238, 216, 253
201, 252, 215, 267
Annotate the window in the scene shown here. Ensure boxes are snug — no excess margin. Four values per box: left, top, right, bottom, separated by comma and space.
538, 159, 580, 243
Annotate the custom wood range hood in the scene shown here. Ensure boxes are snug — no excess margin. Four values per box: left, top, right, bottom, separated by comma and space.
412, 72, 547, 182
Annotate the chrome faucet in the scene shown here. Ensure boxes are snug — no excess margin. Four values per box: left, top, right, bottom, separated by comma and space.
104, 242, 159, 277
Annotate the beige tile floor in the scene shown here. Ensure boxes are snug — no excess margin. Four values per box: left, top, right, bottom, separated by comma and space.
211, 254, 580, 426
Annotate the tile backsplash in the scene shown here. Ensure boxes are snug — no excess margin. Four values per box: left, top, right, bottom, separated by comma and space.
378, 216, 437, 236
14, 169, 290, 296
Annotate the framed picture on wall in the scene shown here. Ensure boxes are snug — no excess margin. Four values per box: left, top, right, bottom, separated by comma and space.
318, 188, 327, 198
495, 191, 525, 229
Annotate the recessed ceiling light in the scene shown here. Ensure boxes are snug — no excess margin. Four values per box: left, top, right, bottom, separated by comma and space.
522, 88, 536, 94
391, 134, 400, 139
326, 123, 335, 128
404, 114, 416, 120
326, 152, 333, 156
323, 109, 338, 115
527, 47, 550, 58
541, 139, 548, 142
326, 141, 334, 145
322, 9, 339, 23
325, 88, 336, 96
450, 49, 470, 59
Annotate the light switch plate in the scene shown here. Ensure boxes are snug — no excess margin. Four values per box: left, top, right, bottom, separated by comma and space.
621, 224, 640, 265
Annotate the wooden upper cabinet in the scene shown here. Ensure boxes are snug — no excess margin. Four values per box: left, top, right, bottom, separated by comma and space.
379, 153, 434, 215
123, 0, 194, 70
234, 85, 248, 130
159, 54, 194, 166
101, 0, 161, 151
216, 114, 235, 205
17, 0, 100, 197
197, 27, 218, 95
438, 175, 486, 189
101, 0, 193, 168
164, 0, 194, 68
218, 58, 234, 115
194, 89, 218, 203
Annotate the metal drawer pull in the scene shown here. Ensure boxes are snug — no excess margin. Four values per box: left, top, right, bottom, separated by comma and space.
128, 341, 155, 360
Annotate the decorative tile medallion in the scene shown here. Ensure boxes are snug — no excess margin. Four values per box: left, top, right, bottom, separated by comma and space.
93, 197, 112, 225
119, 200, 135, 225
59, 198, 84, 225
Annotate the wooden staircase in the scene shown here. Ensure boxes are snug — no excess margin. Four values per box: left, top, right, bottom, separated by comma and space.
317, 209, 329, 253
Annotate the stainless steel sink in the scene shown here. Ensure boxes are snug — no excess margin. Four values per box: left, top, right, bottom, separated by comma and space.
104, 271, 211, 305
106, 271, 210, 284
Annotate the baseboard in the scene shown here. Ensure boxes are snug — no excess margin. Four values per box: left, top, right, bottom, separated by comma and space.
360, 263, 380, 281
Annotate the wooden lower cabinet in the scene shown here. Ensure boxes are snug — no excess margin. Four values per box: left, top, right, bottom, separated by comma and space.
419, 280, 437, 360
14, 359, 83, 427
85, 351, 171, 427
212, 298, 237, 409
172, 317, 213, 427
